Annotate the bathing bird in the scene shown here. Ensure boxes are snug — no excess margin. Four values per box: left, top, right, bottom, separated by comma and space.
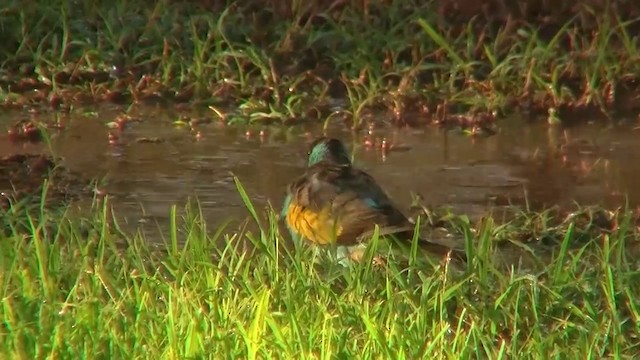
281, 137, 467, 265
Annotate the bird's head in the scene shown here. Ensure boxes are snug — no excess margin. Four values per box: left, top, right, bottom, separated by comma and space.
307, 137, 352, 166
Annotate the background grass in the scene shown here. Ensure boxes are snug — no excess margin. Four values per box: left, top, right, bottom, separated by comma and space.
1, 0, 640, 127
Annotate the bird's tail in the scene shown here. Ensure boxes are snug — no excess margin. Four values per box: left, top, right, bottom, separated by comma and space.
359, 226, 467, 263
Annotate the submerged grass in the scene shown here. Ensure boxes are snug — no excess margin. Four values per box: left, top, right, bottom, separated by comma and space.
1, 180, 640, 358
2, 0, 640, 128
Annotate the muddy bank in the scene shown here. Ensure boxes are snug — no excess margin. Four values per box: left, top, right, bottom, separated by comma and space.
2, 0, 640, 128
0, 154, 90, 208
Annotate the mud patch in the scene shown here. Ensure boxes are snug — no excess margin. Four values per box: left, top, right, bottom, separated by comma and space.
0, 153, 93, 212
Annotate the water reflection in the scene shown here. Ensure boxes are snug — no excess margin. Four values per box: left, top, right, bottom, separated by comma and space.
1, 106, 639, 239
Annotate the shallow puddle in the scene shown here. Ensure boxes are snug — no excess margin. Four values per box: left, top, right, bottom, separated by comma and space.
1, 106, 639, 241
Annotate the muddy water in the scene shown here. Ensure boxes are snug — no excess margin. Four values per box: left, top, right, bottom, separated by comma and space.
1, 106, 640, 239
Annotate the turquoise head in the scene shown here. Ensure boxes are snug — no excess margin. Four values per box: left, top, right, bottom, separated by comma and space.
307, 137, 352, 166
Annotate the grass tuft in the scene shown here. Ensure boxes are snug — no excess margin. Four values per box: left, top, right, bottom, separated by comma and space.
2, 0, 640, 128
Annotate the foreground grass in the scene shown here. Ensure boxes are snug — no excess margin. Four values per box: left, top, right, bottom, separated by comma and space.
2, 0, 640, 127
1, 188, 640, 358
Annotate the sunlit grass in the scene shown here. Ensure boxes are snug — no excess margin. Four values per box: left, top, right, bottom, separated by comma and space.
1, 1, 639, 126
1, 179, 639, 358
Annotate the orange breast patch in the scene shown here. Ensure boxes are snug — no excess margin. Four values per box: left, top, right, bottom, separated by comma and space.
285, 202, 342, 245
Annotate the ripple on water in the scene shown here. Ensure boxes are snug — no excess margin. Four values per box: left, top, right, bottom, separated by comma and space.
2, 107, 640, 241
